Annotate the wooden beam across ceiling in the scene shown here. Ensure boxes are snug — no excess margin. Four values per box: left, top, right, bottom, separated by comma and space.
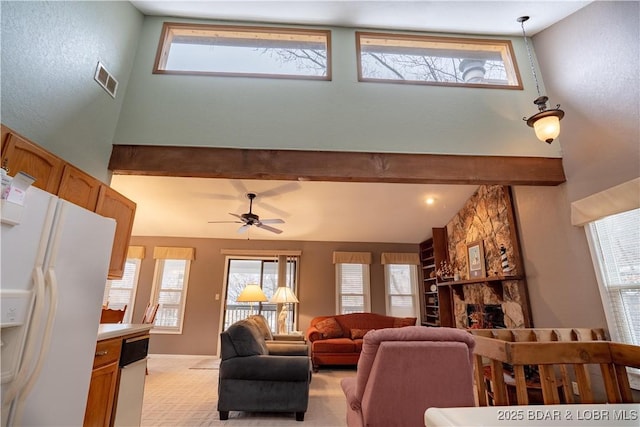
109, 145, 566, 185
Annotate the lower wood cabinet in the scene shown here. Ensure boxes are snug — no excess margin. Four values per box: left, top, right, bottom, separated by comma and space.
83, 338, 122, 427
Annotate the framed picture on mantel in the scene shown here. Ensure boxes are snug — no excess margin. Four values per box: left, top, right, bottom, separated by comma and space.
467, 240, 486, 279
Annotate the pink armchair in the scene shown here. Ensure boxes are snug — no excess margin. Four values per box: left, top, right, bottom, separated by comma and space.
340, 326, 476, 427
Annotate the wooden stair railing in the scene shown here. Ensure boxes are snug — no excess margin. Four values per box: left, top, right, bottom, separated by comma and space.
469, 328, 639, 406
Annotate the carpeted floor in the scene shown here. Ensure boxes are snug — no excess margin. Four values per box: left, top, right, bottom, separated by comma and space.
142, 355, 352, 426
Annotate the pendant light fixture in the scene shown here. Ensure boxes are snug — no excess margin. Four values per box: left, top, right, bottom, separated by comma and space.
518, 16, 565, 144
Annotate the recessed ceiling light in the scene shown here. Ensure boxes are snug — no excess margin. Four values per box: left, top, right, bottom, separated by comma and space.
425, 197, 435, 205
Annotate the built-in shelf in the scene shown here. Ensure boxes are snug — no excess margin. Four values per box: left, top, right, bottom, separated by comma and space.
438, 275, 524, 301
437, 275, 523, 287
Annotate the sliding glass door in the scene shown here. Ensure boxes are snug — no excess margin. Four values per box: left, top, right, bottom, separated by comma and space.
222, 257, 297, 332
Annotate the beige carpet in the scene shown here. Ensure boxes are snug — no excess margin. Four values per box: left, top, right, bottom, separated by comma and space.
142, 355, 352, 426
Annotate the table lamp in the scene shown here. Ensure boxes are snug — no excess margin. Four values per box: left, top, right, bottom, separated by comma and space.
270, 287, 299, 334
236, 284, 267, 316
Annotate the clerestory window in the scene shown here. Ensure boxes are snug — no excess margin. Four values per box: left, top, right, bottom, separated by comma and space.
356, 31, 522, 89
154, 22, 331, 80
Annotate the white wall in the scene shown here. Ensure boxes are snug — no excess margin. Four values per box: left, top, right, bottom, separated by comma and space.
0, 1, 144, 182
114, 17, 561, 158
513, 1, 639, 329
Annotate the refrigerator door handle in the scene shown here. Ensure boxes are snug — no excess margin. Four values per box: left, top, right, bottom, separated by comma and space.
10, 267, 59, 427
1, 267, 47, 408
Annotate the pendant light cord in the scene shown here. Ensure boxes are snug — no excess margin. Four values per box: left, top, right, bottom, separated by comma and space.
520, 18, 542, 97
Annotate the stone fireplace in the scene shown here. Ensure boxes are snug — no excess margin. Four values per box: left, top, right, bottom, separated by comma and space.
466, 304, 505, 329
445, 185, 532, 329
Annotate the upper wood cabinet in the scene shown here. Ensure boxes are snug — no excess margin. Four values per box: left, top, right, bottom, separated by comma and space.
95, 185, 137, 279
1, 124, 136, 279
1, 124, 11, 152
1, 131, 64, 194
58, 164, 101, 211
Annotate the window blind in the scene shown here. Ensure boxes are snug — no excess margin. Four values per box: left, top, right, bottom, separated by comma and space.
588, 209, 640, 346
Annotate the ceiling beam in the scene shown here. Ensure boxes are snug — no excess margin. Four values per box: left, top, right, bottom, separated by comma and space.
109, 145, 566, 185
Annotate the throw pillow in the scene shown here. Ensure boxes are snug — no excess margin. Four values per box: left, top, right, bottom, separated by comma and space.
247, 314, 273, 341
350, 328, 371, 340
226, 320, 268, 356
315, 317, 344, 339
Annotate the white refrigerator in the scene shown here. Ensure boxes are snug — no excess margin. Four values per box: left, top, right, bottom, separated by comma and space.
1, 186, 116, 427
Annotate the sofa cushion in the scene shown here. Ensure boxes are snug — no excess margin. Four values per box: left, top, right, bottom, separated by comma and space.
315, 317, 344, 339
313, 338, 356, 353
393, 317, 417, 327
226, 319, 268, 357
350, 328, 371, 339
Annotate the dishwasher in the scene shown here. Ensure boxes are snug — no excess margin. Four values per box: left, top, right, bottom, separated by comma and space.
114, 334, 149, 427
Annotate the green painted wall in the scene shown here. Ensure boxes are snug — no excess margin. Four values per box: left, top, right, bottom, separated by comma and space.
1, 1, 144, 182
114, 16, 562, 158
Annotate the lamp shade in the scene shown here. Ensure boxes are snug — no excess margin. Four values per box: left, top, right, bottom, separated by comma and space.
532, 114, 561, 144
236, 284, 268, 303
270, 286, 299, 304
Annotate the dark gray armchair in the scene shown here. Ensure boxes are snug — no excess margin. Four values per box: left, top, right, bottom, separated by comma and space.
218, 319, 311, 421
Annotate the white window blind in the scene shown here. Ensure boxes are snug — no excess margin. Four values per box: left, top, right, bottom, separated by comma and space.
384, 264, 419, 318
587, 209, 640, 345
585, 208, 640, 389
335, 254, 371, 314
103, 246, 144, 323
151, 247, 194, 333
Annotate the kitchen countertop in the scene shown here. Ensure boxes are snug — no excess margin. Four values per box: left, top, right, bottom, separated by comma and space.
97, 323, 153, 341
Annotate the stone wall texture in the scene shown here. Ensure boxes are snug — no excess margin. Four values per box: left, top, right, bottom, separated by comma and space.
446, 185, 526, 328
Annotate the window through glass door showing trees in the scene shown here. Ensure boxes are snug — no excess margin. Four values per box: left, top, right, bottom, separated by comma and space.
223, 258, 297, 332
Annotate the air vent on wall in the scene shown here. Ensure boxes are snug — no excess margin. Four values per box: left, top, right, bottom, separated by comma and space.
94, 61, 118, 98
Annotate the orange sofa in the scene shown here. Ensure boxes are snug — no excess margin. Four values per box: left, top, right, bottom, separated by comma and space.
305, 313, 416, 371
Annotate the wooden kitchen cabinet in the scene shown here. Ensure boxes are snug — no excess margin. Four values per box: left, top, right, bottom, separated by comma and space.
58, 164, 102, 211
0, 124, 137, 280
83, 338, 122, 427
1, 131, 64, 193
1, 124, 11, 151
95, 185, 137, 279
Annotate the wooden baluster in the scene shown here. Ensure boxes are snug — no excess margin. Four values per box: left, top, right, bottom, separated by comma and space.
539, 365, 561, 404
552, 329, 574, 403
573, 364, 594, 403
474, 355, 488, 406
490, 359, 509, 406
600, 363, 622, 403
613, 364, 634, 403
512, 364, 529, 405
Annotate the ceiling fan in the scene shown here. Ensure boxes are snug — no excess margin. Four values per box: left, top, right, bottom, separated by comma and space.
208, 192, 284, 234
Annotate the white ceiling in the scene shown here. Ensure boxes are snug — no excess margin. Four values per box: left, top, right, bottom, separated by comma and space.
115, 1, 590, 244
130, 1, 591, 36
110, 176, 478, 243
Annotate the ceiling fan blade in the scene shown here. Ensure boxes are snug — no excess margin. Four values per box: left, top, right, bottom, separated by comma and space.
229, 180, 249, 197
208, 220, 242, 224
256, 223, 283, 234
258, 181, 301, 198
259, 218, 284, 224
237, 224, 250, 234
